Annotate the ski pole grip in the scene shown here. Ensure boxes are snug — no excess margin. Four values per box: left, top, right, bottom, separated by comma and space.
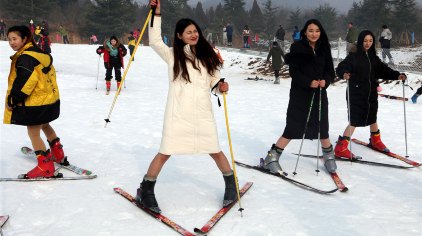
150, 6, 157, 27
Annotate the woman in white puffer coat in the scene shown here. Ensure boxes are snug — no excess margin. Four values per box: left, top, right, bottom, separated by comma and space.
135, 0, 237, 214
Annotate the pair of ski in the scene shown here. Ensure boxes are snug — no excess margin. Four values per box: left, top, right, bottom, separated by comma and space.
114, 182, 253, 236
235, 160, 348, 194
296, 138, 421, 169
0, 147, 96, 181
0, 215, 9, 236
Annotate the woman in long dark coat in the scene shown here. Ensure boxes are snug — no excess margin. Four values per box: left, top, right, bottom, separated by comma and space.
261, 19, 337, 174
334, 30, 406, 159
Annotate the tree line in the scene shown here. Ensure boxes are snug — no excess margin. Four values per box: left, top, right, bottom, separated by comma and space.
0, 0, 420, 46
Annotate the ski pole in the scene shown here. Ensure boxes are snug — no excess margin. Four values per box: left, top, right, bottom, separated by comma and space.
293, 89, 316, 175
315, 86, 322, 175
95, 55, 101, 90
104, 9, 153, 127
402, 78, 409, 157
347, 79, 353, 164
221, 79, 244, 217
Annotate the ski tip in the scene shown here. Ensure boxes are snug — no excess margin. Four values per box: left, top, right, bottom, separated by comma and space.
340, 187, 349, 192
193, 228, 204, 234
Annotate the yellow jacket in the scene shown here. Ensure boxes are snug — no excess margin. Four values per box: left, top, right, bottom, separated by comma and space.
4, 42, 60, 125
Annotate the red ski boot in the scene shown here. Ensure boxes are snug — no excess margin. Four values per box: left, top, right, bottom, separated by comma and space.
48, 137, 67, 164
369, 130, 390, 152
26, 150, 55, 178
106, 81, 111, 93
334, 136, 354, 159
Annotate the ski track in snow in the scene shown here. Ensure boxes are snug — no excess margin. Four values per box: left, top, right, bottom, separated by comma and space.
0, 41, 421, 236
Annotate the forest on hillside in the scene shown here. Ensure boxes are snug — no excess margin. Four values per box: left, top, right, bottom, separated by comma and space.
0, 0, 421, 47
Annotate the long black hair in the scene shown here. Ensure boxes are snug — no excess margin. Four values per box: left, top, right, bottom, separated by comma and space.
173, 18, 222, 82
300, 19, 334, 76
7, 25, 39, 49
356, 30, 376, 55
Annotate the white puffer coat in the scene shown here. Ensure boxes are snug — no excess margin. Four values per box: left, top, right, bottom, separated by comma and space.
149, 17, 222, 155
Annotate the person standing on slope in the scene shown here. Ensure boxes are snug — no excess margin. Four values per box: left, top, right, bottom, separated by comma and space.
261, 19, 337, 174
4, 25, 66, 179
267, 41, 284, 84
96, 35, 127, 93
134, 0, 237, 214
335, 30, 406, 159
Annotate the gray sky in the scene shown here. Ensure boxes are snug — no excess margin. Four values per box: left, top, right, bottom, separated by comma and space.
136, 0, 356, 13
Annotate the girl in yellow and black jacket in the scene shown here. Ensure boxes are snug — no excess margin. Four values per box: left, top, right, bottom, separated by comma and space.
4, 25, 67, 179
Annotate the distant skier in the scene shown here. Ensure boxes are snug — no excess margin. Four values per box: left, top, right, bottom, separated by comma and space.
226, 23, 233, 46
335, 30, 407, 159
275, 25, 285, 49
345, 22, 358, 54
38, 29, 51, 53
135, 0, 237, 214
4, 25, 66, 178
411, 85, 422, 104
58, 25, 70, 44
0, 19, 6, 40
90, 34, 98, 44
261, 19, 337, 174
242, 25, 250, 48
128, 31, 136, 61
266, 41, 284, 84
379, 24, 394, 65
96, 35, 127, 93
292, 26, 300, 42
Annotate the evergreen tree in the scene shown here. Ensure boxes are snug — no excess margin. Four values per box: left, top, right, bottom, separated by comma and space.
347, 0, 392, 33
391, 0, 419, 33
249, 0, 264, 35
194, 1, 208, 29
223, 0, 247, 34
0, 0, 53, 24
82, 0, 136, 41
262, 0, 278, 40
160, 0, 191, 39
288, 8, 303, 31
312, 3, 337, 37
213, 3, 225, 27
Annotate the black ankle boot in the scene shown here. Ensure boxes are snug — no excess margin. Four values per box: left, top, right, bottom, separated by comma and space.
223, 173, 237, 207
136, 178, 161, 214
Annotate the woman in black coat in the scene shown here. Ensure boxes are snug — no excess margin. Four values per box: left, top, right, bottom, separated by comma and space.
261, 19, 337, 174
334, 30, 406, 159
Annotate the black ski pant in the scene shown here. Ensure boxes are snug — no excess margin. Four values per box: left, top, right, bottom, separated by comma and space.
63, 35, 70, 44
416, 86, 422, 95
274, 70, 280, 78
129, 45, 135, 60
105, 56, 122, 82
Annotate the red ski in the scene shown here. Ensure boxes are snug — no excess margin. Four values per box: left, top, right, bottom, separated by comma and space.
329, 172, 348, 192
194, 182, 253, 234
0, 215, 9, 235
114, 187, 195, 236
352, 138, 421, 167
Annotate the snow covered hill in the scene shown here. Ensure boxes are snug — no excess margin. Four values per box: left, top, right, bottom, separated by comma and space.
0, 41, 421, 236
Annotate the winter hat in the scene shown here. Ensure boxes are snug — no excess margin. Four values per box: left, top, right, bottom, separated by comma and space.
110, 35, 118, 42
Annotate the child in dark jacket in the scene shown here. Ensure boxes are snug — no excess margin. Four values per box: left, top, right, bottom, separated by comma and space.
96, 35, 127, 93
